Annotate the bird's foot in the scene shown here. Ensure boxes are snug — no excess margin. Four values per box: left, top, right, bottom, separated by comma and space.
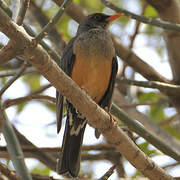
108, 112, 117, 125
104, 107, 117, 125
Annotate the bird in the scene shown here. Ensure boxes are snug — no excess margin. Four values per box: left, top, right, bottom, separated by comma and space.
56, 12, 123, 177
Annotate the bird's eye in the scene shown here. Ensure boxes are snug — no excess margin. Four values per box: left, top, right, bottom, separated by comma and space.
94, 15, 101, 21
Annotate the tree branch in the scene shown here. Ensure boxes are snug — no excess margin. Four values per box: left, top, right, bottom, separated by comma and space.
12, 126, 57, 171
128, 2, 147, 49
112, 89, 180, 155
23, 23, 61, 63
0, 144, 115, 153
146, 0, 180, 84
0, 162, 20, 180
0, 40, 19, 65
11, 0, 20, 21
16, 0, 30, 25
3, 95, 55, 109
111, 103, 180, 162
3, 83, 52, 108
0, 102, 32, 180
52, 0, 169, 83
29, 1, 66, 53
34, 0, 72, 43
52, 0, 87, 22
146, 0, 170, 12
0, 67, 37, 78
0, 4, 61, 65
101, 0, 180, 32
0, 8, 173, 180
112, 36, 169, 83
117, 78, 180, 94
30, 83, 51, 94
0, 0, 12, 17
0, 62, 27, 98
98, 165, 116, 180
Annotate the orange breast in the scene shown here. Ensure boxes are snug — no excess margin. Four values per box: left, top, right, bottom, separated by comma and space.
71, 56, 112, 103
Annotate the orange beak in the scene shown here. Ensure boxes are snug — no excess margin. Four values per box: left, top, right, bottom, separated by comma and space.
106, 13, 123, 21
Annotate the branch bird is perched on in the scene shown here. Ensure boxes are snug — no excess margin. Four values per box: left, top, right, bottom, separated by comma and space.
56, 12, 123, 177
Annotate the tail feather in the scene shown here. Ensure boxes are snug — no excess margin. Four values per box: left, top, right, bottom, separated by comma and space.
57, 112, 86, 177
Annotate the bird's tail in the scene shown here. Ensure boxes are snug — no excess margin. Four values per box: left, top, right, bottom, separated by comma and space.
57, 110, 86, 177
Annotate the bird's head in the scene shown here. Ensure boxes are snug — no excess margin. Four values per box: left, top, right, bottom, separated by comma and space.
77, 13, 123, 34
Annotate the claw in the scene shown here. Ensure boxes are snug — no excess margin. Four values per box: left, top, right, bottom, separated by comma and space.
104, 107, 117, 125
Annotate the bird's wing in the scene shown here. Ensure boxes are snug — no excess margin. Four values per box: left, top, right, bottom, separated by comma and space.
95, 56, 118, 138
56, 37, 76, 133
99, 56, 118, 110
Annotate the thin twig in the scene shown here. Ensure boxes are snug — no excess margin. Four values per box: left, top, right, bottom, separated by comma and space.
126, 3, 147, 101
119, 99, 168, 108
34, 0, 72, 43
30, 83, 51, 95
3, 83, 52, 108
0, 7, 173, 179
0, 67, 37, 78
0, 162, 20, 180
31, 174, 59, 180
0, 0, 12, 17
13, 126, 57, 171
0, 144, 115, 152
162, 162, 180, 170
0, 62, 28, 98
3, 95, 55, 109
125, 2, 147, 104
52, 0, 87, 22
113, 36, 169, 83
111, 103, 180, 162
98, 165, 116, 180
23, 23, 61, 63
29, 1, 66, 53
0, 40, 20, 66
117, 78, 180, 94
0, 102, 32, 180
0, 0, 30, 66
12, 0, 20, 21
0, 3, 61, 64
53, 0, 171, 84
129, 2, 147, 49
158, 114, 178, 126
16, 0, 30, 25
101, 0, 180, 32
0, 145, 121, 166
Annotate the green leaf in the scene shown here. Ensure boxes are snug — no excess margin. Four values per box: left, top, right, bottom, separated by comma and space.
164, 125, 180, 140
139, 142, 158, 157
132, 170, 141, 178
1, 77, 7, 85
56, 14, 71, 39
45, 4, 59, 19
17, 102, 27, 113
44, 4, 71, 39
78, 0, 104, 12
149, 104, 166, 123
138, 92, 159, 103
43, 102, 56, 113
138, 92, 166, 122
23, 74, 41, 91
144, 5, 158, 18
31, 163, 50, 176
138, 142, 158, 157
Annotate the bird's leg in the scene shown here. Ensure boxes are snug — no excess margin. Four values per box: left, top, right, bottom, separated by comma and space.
104, 107, 117, 125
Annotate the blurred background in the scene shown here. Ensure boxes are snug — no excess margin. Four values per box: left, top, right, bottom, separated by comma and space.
0, 0, 180, 179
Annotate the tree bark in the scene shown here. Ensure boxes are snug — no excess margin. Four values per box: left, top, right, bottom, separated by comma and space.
147, 0, 180, 83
